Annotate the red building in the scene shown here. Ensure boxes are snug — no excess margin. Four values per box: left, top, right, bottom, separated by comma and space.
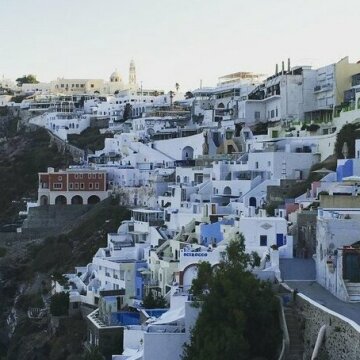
38, 167, 108, 205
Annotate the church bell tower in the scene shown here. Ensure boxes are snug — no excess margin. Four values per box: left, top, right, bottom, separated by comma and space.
129, 59, 137, 88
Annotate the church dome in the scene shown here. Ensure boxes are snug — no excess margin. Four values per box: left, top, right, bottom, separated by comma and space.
110, 70, 122, 83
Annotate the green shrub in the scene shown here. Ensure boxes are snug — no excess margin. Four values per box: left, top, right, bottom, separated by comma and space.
50, 292, 69, 316
0, 247, 6, 257
16, 293, 44, 311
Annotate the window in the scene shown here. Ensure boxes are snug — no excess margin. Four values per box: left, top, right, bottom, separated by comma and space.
75, 183, 79, 190
260, 235, 267, 246
89, 183, 93, 190
80, 183, 84, 190
275, 108, 278, 117
74, 174, 78, 179
58, 176, 62, 181
271, 110, 275, 118
95, 183, 99, 189
79, 174, 83, 179
255, 161, 259, 169
254, 111, 260, 120
91, 84, 94, 88
92, 173, 96, 179
53, 183, 62, 189
268, 161, 271, 167
69, 183, 73, 190
88, 174, 91, 179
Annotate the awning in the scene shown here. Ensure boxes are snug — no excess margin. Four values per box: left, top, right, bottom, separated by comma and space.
312, 168, 334, 174
150, 305, 185, 325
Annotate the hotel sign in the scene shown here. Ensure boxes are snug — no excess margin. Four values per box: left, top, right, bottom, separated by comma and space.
183, 252, 208, 257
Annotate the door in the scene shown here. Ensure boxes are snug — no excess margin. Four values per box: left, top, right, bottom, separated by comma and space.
276, 233, 284, 247
344, 253, 360, 282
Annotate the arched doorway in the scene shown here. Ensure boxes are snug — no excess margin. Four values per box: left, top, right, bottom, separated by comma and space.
88, 195, 100, 205
71, 195, 83, 205
224, 186, 232, 196
55, 195, 67, 205
182, 264, 199, 289
249, 197, 257, 207
40, 195, 49, 206
182, 146, 194, 160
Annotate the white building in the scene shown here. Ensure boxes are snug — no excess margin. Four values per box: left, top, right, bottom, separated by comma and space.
316, 208, 360, 302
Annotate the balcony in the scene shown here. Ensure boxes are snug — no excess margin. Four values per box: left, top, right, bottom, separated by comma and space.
314, 84, 333, 93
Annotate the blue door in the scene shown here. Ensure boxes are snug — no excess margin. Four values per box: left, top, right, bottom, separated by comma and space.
276, 234, 284, 247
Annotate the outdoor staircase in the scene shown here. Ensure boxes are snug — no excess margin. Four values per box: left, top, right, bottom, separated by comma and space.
284, 306, 304, 360
345, 282, 360, 302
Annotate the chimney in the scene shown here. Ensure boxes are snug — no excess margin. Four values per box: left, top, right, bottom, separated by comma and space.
288, 58, 291, 72
275, 64, 278, 76
282, 61, 285, 74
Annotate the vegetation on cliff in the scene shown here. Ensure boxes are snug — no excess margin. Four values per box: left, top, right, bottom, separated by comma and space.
0, 126, 72, 224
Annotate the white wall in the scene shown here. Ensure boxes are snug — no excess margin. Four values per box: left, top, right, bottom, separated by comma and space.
238, 217, 289, 257
316, 216, 360, 301
153, 133, 204, 161
143, 332, 187, 360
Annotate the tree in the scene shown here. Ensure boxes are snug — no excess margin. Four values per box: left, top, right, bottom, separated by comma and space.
184, 91, 194, 99
142, 290, 167, 309
182, 234, 281, 360
16, 74, 39, 86
335, 123, 360, 159
123, 103, 132, 121
175, 82, 180, 92
50, 292, 69, 316
82, 346, 104, 360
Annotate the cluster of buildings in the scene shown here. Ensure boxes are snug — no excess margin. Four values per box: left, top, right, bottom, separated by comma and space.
3, 56, 360, 359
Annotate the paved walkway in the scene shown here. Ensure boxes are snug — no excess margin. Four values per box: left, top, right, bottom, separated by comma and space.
280, 258, 316, 281
280, 259, 360, 325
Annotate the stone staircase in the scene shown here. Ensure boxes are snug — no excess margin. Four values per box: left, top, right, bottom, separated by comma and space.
284, 306, 304, 360
345, 282, 360, 302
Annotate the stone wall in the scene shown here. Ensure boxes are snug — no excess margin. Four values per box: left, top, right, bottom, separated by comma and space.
320, 195, 360, 208
292, 210, 317, 257
90, 117, 109, 129
116, 186, 157, 208
266, 179, 304, 204
48, 130, 85, 162
297, 293, 360, 360
21, 204, 93, 237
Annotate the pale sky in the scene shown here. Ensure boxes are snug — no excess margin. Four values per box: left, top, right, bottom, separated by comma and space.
0, 0, 359, 91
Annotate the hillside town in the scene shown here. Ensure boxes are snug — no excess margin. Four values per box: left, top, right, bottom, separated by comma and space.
1, 55, 360, 360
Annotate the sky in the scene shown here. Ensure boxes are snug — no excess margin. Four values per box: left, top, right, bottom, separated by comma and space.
0, 0, 359, 91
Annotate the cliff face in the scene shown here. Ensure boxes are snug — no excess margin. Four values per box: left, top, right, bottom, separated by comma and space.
0, 111, 129, 359
0, 121, 72, 225
0, 199, 129, 359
